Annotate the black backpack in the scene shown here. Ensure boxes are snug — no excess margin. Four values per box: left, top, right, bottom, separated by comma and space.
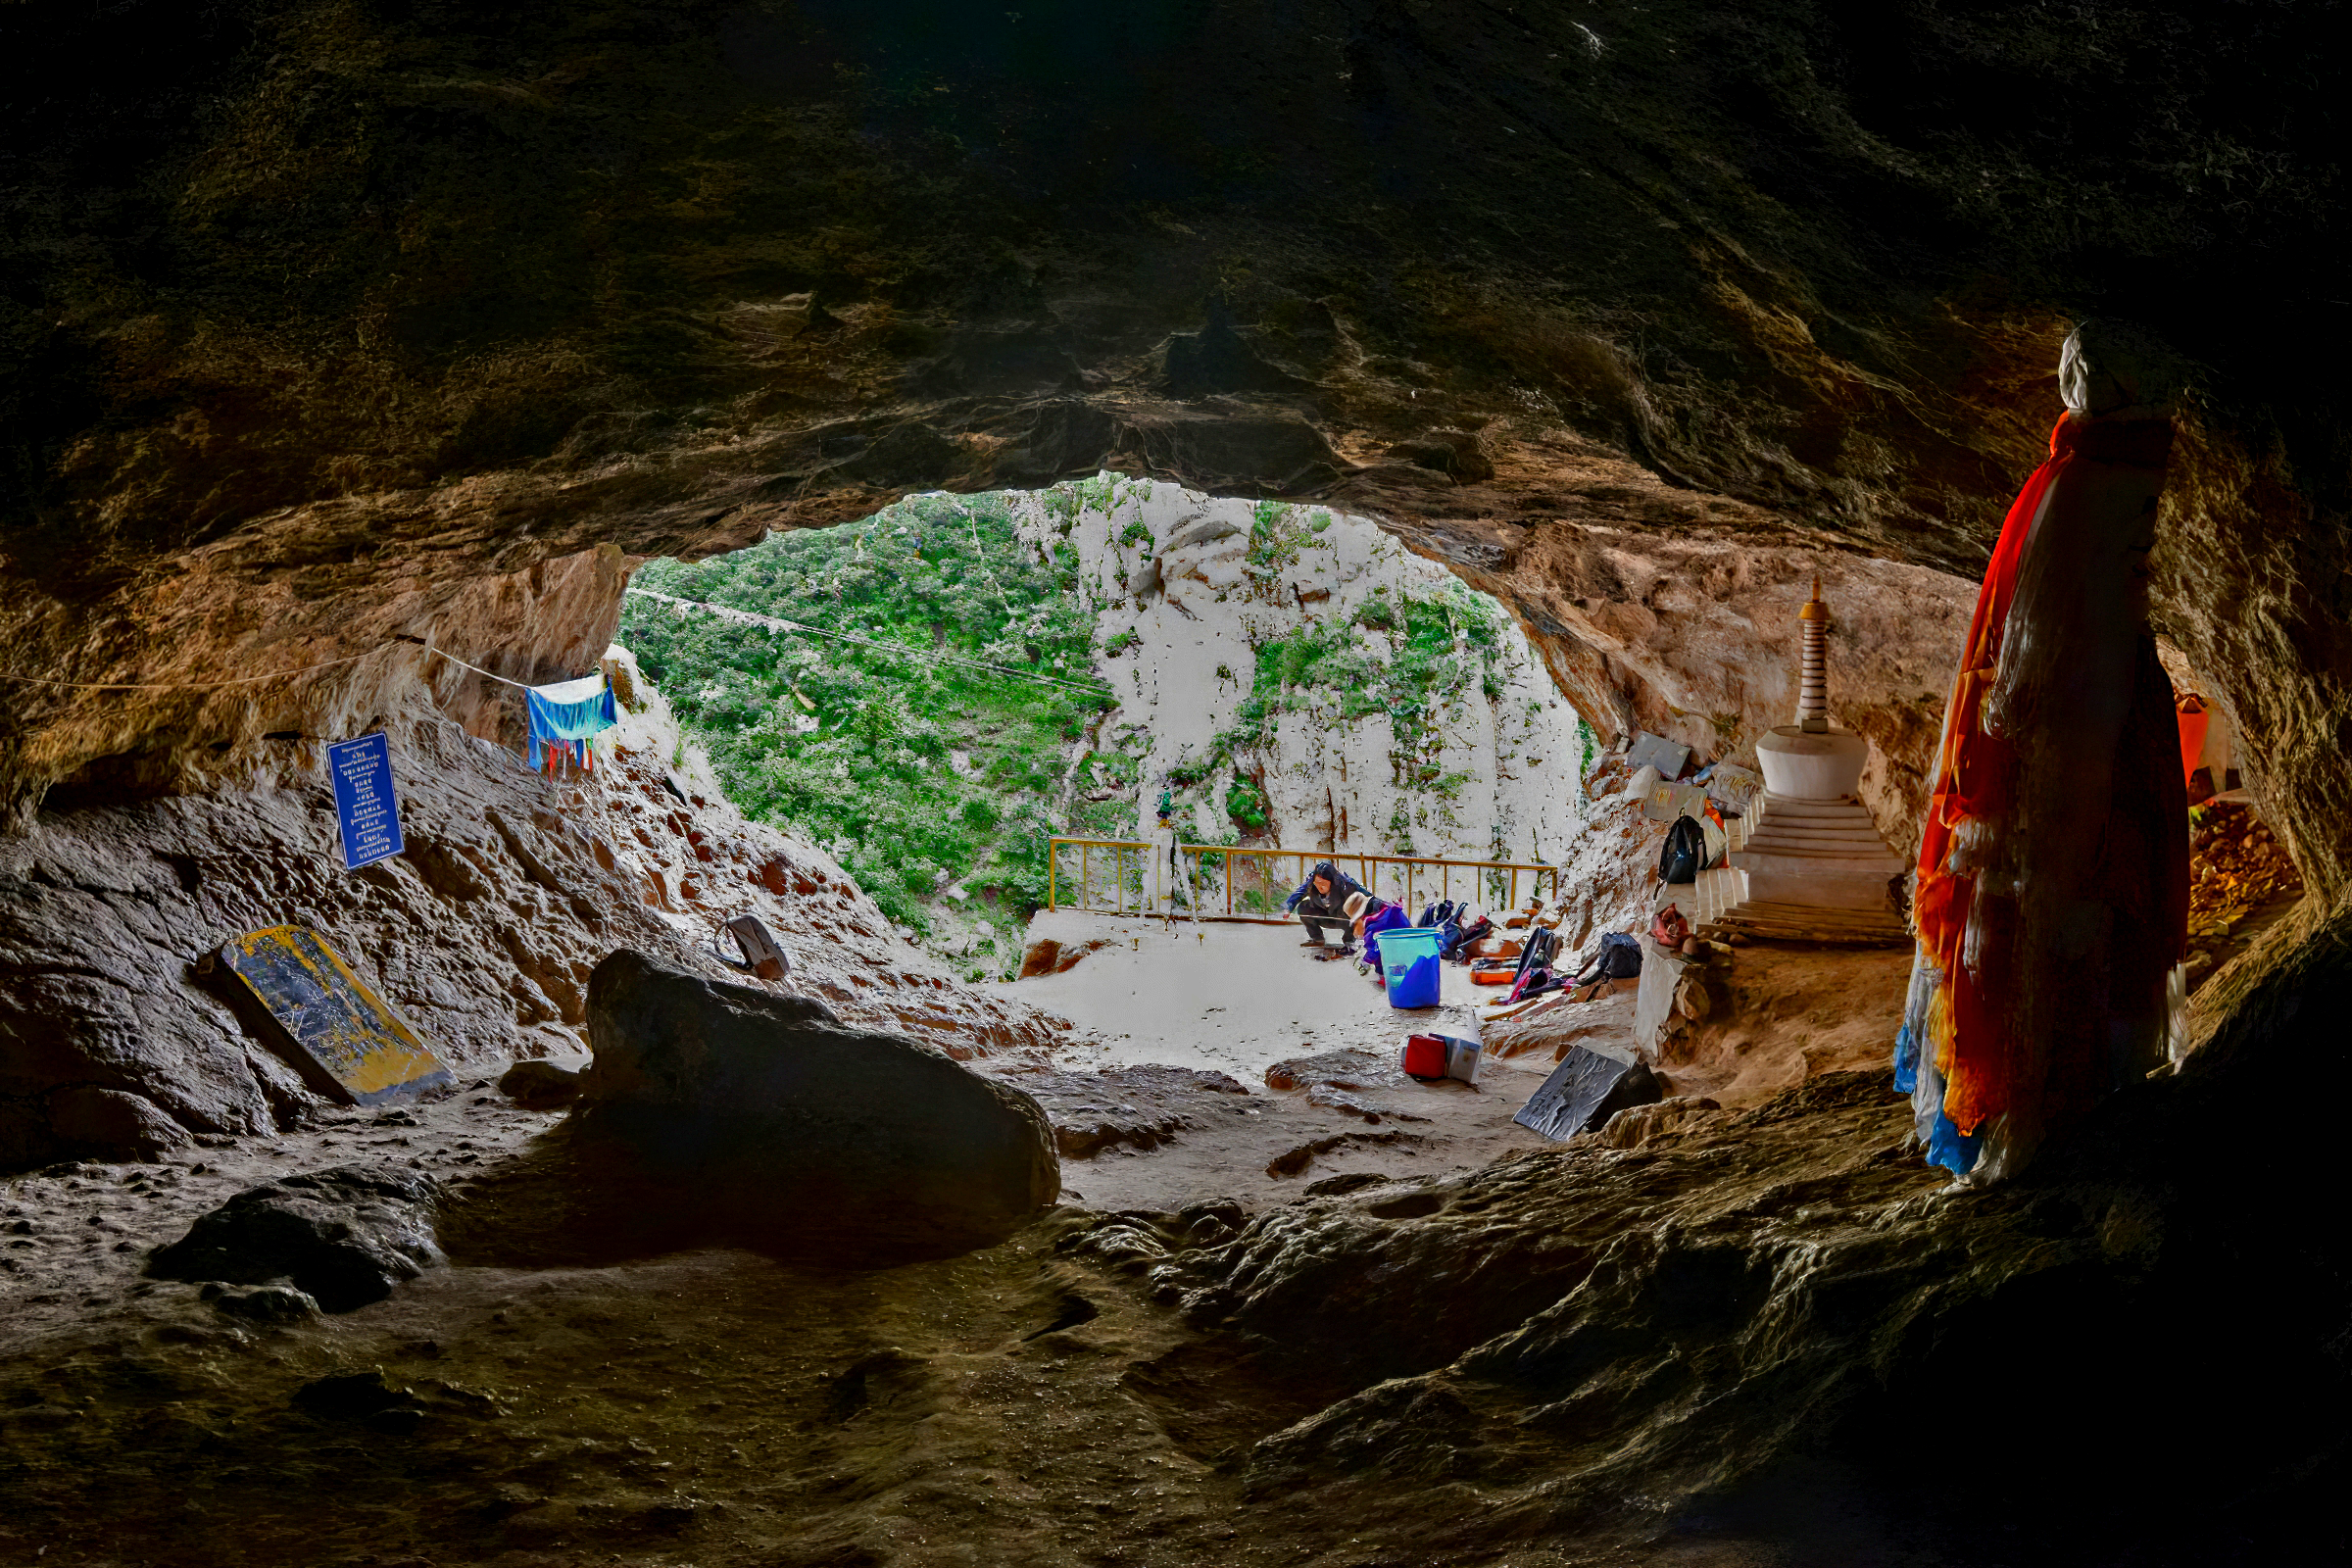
1442, 915, 1493, 961
1512, 927, 1558, 987
1597, 931, 1643, 979
1658, 815, 1704, 885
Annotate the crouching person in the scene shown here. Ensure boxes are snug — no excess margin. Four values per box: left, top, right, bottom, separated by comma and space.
1348, 891, 1413, 972
1283, 860, 1365, 954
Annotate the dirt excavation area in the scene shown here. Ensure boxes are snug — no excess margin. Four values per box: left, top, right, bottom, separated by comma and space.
978, 910, 1569, 1211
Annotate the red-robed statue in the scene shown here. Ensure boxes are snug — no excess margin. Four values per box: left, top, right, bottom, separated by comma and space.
1893, 323, 2190, 1180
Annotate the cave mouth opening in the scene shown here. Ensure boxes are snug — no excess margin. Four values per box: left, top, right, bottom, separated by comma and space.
612, 473, 1594, 979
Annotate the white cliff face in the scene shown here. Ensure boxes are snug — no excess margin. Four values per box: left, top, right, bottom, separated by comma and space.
1011, 477, 1589, 899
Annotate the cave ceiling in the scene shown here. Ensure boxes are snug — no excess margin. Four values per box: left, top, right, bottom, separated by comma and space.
2, 0, 2345, 841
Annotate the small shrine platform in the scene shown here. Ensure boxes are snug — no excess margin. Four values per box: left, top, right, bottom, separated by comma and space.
1680, 813, 1912, 947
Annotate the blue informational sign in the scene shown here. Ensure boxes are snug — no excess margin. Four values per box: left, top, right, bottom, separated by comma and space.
327, 732, 405, 871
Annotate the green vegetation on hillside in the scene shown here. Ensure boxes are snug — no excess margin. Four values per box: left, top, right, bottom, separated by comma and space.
618, 493, 1113, 943
1198, 564, 1520, 855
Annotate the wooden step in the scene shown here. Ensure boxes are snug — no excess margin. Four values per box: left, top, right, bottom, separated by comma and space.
1735, 899, 1908, 927
1697, 919, 1911, 947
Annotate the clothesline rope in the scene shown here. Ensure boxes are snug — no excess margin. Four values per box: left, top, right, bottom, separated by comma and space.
625, 586, 1115, 697
0, 589, 1113, 701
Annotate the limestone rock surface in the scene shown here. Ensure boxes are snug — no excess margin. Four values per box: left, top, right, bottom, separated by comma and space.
973, 1060, 1253, 1160
146, 1163, 441, 1312
574, 950, 1060, 1256
1125, 906, 2352, 1558
1018, 483, 1588, 868
495, 1060, 580, 1110
9, 0, 2345, 926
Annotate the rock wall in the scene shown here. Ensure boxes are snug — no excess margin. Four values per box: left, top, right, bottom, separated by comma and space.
0, 646, 1069, 1171
1405, 516, 1976, 856
1013, 478, 1589, 874
2, 0, 2347, 1178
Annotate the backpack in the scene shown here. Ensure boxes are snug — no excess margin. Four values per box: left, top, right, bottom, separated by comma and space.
1505, 964, 1553, 1004
1511, 927, 1558, 990
1442, 915, 1493, 961
1597, 931, 1643, 979
1658, 814, 1705, 884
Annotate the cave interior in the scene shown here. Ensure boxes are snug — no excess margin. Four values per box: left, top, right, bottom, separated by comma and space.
2, 2, 2348, 1564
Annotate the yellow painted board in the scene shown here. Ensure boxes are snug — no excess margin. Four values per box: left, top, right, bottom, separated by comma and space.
219, 925, 453, 1105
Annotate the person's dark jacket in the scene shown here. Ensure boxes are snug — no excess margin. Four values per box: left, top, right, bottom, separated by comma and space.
1284, 861, 1365, 919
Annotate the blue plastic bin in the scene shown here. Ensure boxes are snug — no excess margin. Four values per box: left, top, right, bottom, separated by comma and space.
1380, 927, 1445, 1008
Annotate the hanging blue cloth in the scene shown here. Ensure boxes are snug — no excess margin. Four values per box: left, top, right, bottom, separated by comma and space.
525, 672, 617, 772
1893, 950, 1983, 1176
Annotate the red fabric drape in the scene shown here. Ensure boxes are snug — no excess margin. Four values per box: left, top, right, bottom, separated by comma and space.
1912, 414, 2181, 1138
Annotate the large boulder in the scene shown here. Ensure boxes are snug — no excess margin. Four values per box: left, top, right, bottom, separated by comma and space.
575, 950, 1059, 1256
146, 1163, 442, 1312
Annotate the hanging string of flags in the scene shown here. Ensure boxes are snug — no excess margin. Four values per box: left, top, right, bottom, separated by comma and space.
625, 586, 1116, 697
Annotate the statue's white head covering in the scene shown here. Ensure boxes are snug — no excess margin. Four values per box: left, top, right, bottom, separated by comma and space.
2059, 319, 2178, 416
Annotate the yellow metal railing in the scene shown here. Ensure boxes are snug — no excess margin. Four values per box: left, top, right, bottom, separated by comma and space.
1046, 838, 1562, 924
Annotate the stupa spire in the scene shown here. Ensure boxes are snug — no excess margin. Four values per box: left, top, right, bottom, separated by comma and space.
1796, 575, 1830, 734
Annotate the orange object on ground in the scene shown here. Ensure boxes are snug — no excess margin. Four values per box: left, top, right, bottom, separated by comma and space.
1470, 966, 1516, 986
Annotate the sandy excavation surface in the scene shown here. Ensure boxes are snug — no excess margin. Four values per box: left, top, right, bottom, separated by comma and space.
974, 910, 1618, 1212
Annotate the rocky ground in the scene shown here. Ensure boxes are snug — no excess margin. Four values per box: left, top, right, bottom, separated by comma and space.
8, 1037, 2332, 1567
0, 613, 2328, 1568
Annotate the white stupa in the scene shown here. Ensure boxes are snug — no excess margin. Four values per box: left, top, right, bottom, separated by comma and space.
1710, 580, 1908, 940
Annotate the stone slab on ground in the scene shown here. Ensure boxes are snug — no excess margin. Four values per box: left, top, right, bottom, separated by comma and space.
1514, 1044, 1662, 1142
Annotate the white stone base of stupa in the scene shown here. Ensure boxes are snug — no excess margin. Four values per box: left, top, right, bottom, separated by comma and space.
1730, 792, 1908, 914
1688, 718, 1913, 944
